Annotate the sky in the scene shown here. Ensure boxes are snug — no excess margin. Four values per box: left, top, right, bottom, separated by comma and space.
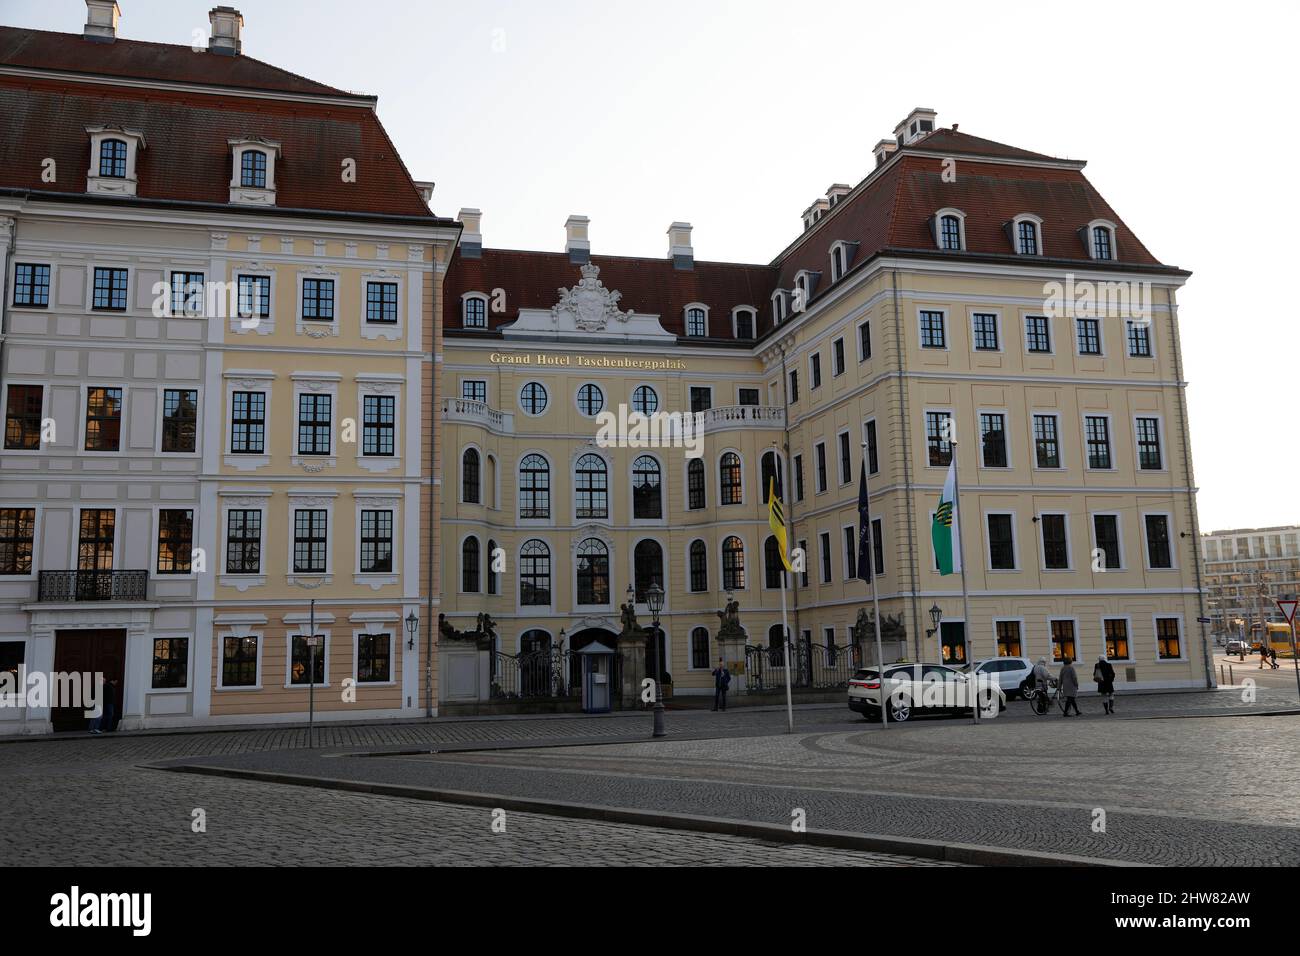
6, 0, 1296, 533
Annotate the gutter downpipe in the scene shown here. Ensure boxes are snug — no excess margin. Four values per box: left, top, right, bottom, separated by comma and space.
891, 266, 922, 660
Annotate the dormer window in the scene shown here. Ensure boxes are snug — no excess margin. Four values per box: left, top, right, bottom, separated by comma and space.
937, 210, 965, 251
771, 290, 788, 325
732, 307, 756, 340
1011, 214, 1043, 256
463, 292, 489, 329
685, 304, 709, 338
86, 126, 145, 196
832, 245, 845, 281
229, 138, 281, 206
1089, 221, 1116, 260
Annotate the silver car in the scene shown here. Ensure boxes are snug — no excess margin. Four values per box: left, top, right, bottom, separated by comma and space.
966, 656, 1036, 699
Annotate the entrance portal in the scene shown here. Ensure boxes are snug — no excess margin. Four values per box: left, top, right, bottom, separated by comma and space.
51, 629, 126, 732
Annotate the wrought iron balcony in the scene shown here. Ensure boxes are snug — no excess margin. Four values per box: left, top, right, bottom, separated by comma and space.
37, 570, 149, 603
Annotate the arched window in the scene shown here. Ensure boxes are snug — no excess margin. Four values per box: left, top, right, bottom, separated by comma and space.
634, 540, 664, 603
760, 451, 783, 502
722, 536, 745, 590
939, 214, 962, 250
687, 459, 706, 510
520, 539, 551, 606
99, 139, 128, 178
461, 537, 480, 593
764, 535, 786, 589
520, 629, 551, 654
632, 385, 659, 415
241, 149, 268, 188
686, 306, 708, 337
577, 384, 604, 416
691, 627, 710, 670
1017, 220, 1038, 255
575, 454, 608, 519
487, 538, 498, 595
520, 382, 548, 415
733, 308, 756, 340
519, 454, 550, 519
689, 540, 708, 592
632, 455, 662, 519
767, 623, 786, 667
576, 538, 610, 605
461, 448, 480, 504
720, 453, 743, 505
463, 295, 487, 329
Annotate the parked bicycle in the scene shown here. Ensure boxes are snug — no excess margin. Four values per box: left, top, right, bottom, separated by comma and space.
1024, 678, 1066, 716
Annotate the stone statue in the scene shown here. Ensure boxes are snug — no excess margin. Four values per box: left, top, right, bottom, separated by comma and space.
438, 613, 460, 642
618, 600, 647, 641
851, 608, 907, 645
715, 599, 746, 641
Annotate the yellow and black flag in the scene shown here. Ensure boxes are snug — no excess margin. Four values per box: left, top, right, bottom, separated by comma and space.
767, 478, 792, 572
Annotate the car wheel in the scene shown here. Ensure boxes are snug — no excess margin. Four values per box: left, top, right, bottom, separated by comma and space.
888, 696, 912, 723
1017, 679, 1032, 700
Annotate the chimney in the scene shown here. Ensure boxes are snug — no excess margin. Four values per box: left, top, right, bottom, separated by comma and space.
208, 6, 244, 56
826, 184, 852, 208
668, 222, 694, 270
83, 0, 121, 43
565, 215, 590, 265
801, 198, 830, 232
458, 208, 483, 260
873, 138, 898, 168
892, 106, 938, 147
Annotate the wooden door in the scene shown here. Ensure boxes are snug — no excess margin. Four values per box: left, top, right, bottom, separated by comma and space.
51, 630, 126, 732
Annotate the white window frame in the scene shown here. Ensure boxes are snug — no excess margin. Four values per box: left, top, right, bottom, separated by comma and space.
1090, 511, 1126, 573
683, 302, 710, 338
841, 524, 858, 582
1010, 213, 1044, 256
356, 376, 404, 474
628, 452, 667, 527
1075, 315, 1105, 357
0, 503, 41, 581
836, 428, 853, 486
863, 418, 880, 476
1152, 613, 1188, 663
215, 626, 264, 692
684, 538, 709, 595
1140, 511, 1178, 572
517, 536, 556, 615
462, 291, 490, 330
991, 616, 1027, 658
1, 379, 50, 455
461, 442, 485, 506
296, 268, 340, 339
150, 504, 199, 581
286, 493, 337, 586
934, 208, 967, 251
78, 383, 128, 456
984, 509, 1019, 573
360, 269, 404, 342
1036, 511, 1073, 572
228, 137, 281, 206
717, 448, 746, 508
831, 336, 847, 377
573, 531, 617, 607
1030, 410, 1063, 471
218, 493, 270, 591
155, 384, 203, 459
1082, 412, 1116, 472
86, 126, 145, 197
1132, 413, 1167, 474
517, 449, 556, 527
230, 267, 276, 336
1086, 219, 1119, 261
813, 440, 828, 495
917, 307, 949, 351
290, 373, 341, 471
1100, 615, 1135, 663
85, 263, 133, 315
284, 627, 332, 690
574, 381, 606, 419
353, 629, 397, 686
969, 309, 1002, 353
69, 505, 120, 571
856, 318, 872, 362
977, 408, 1012, 470
9, 259, 58, 312
818, 531, 833, 585
731, 305, 757, 340
223, 371, 274, 471
518, 381, 549, 418
1046, 616, 1081, 664
354, 494, 401, 589
1022, 312, 1055, 355
1125, 318, 1156, 359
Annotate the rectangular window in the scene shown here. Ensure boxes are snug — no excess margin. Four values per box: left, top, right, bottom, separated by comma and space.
221, 636, 259, 688
1156, 618, 1182, 659
690, 387, 712, 413
1032, 414, 1060, 468
169, 271, 205, 317
738, 388, 760, 406
972, 313, 999, 351
996, 621, 1022, 657
797, 539, 809, 588
1076, 318, 1102, 355
151, 637, 190, 689
237, 275, 271, 319
92, 267, 128, 311
793, 454, 805, 502
362, 395, 396, 457
865, 420, 879, 474
872, 518, 884, 576
810, 353, 822, 390
734, 311, 754, 339
1136, 417, 1162, 470
858, 321, 872, 361
78, 509, 115, 571
4, 384, 43, 450
366, 281, 399, 323
0, 508, 35, 575
1145, 514, 1172, 569
926, 411, 952, 467
1127, 320, 1152, 357
1025, 315, 1051, 353
293, 510, 328, 574
297, 394, 331, 456
920, 310, 946, 348
844, 526, 857, 579
832, 338, 846, 377
1051, 620, 1076, 663
84, 387, 123, 452
1085, 416, 1111, 469
788, 370, 799, 403
987, 514, 1016, 570
161, 389, 198, 453
814, 442, 827, 493
689, 544, 708, 593
463, 297, 487, 328
225, 509, 262, 574
231, 391, 266, 454
461, 380, 487, 403
1104, 620, 1130, 661
156, 509, 194, 574
358, 633, 393, 683
359, 510, 394, 573
13, 264, 50, 308
302, 278, 335, 321
1093, 514, 1121, 570
819, 532, 832, 584
290, 635, 326, 686
1041, 514, 1069, 570
838, 432, 852, 485
979, 413, 1007, 467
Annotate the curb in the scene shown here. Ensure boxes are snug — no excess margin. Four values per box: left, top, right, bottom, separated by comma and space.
161, 762, 1145, 868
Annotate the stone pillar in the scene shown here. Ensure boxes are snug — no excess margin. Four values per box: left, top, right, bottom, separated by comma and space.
718, 631, 748, 694
438, 637, 491, 704
616, 632, 647, 710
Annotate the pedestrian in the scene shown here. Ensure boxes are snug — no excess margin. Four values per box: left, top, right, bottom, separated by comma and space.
89, 677, 117, 735
1093, 655, 1116, 714
1032, 656, 1052, 715
711, 657, 731, 712
1059, 657, 1081, 716
1259, 644, 1269, 670
1269, 647, 1279, 670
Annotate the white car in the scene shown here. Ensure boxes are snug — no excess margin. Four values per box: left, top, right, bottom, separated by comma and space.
966, 656, 1036, 699
848, 662, 1006, 723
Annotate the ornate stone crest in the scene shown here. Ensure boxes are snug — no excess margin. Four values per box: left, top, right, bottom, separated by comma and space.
552, 263, 631, 332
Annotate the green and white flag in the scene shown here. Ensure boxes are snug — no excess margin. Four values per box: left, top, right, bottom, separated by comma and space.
931, 461, 960, 575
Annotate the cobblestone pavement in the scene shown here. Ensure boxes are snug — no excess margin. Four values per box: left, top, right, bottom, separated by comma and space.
157, 713, 1300, 866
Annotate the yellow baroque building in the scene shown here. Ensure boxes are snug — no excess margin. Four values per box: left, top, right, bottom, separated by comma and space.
438, 109, 1212, 700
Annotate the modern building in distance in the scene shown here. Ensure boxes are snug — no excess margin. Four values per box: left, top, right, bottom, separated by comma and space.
1200, 527, 1300, 637
0, 2, 458, 734
440, 107, 1213, 695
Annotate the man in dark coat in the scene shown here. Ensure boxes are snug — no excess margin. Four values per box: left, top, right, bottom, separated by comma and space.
1059, 657, 1081, 716
1094, 655, 1116, 714
711, 657, 731, 712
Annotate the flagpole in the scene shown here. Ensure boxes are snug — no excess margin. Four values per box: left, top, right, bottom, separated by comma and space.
950, 441, 978, 725
780, 566, 794, 733
861, 455, 888, 728
768, 473, 795, 734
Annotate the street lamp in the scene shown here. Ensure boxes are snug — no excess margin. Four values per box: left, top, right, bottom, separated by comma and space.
926, 603, 943, 638
405, 611, 419, 651
647, 582, 666, 738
